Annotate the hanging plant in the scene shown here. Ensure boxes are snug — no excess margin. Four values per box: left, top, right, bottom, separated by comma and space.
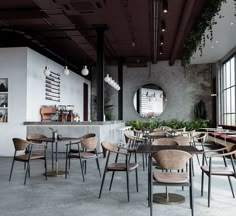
182, 0, 227, 66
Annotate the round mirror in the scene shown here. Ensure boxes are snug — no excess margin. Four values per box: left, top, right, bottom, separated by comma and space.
133, 84, 167, 118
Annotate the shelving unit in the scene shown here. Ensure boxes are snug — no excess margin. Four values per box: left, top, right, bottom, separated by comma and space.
0, 78, 8, 123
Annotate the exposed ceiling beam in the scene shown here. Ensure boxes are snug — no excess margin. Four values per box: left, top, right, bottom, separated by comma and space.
169, 0, 197, 66
150, 0, 158, 63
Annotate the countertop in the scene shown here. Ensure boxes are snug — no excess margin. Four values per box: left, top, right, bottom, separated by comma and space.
24, 121, 124, 126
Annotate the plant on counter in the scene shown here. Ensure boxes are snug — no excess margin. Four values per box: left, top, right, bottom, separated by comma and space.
182, 0, 228, 65
126, 119, 209, 131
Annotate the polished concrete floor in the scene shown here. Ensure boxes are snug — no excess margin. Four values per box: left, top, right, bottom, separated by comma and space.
0, 152, 235, 216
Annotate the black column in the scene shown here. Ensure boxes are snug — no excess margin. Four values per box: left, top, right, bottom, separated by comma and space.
118, 58, 124, 120
96, 26, 106, 121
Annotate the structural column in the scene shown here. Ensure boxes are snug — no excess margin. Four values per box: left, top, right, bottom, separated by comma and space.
118, 58, 124, 120
96, 25, 106, 121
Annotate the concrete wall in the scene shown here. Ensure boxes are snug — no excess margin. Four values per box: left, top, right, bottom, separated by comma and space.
103, 60, 213, 121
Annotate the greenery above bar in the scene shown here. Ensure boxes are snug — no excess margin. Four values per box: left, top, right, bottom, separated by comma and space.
182, 0, 228, 65
126, 119, 209, 131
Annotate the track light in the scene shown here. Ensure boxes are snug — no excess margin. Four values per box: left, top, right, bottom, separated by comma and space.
44, 66, 50, 76
162, 0, 168, 13
161, 21, 166, 32
159, 46, 163, 55
63, 66, 70, 76
104, 74, 120, 91
160, 35, 164, 45
81, 65, 89, 76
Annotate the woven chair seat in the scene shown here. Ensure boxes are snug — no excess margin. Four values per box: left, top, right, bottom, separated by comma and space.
153, 171, 188, 183
201, 165, 234, 175
107, 163, 139, 171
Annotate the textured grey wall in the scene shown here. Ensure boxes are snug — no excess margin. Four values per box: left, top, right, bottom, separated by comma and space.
92, 60, 213, 122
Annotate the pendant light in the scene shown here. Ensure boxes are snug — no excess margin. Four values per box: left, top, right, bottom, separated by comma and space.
81, 65, 89, 76
44, 66, 50, 76
63, 66, 70, 76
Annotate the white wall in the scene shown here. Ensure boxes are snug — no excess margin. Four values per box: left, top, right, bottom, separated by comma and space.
0, 47, 27, 156
0, 47, 91, 156
26, 48, 91, 121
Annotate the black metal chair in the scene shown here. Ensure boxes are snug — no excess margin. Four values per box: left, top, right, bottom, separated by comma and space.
65, 134, 101, 181
9, 138, 47, 185
150, 150, 193, 216
201, 146, 236, 207
99, 141, 139, 202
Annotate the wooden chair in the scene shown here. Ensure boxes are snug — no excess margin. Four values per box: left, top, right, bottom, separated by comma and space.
124, 133, 146, 170
192, 133, 207, 165
150, 150, 193, 216
9, 138, 47, 185
65, 134, 101, 181
172, 136, 191, 146
201, 146, 236, 207
99, 141, 139, 202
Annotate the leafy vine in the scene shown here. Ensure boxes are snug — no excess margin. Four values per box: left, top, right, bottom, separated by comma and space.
181, 0, 229, 66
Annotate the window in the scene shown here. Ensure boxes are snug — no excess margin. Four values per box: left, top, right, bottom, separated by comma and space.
219, 56, 236, 125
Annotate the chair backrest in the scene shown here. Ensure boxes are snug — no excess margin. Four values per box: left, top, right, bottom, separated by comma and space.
150, 131, 167, 136
133, 129, 142, 137
26, 133, 47, 143
153, 128, 163, 132
152, 150, 192, 170
101, 141, 117, 153
12, 138, 29, 151
189, 130, 196, 138
80, 133, 96, 140
172, 136, 191, 146
81, 136, 98, 150
194, 133, 206, 142
161, 126, 172, 132
152, 138, 178, 146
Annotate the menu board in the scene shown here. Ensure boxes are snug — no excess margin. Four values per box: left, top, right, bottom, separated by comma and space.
45, 71, 61, 102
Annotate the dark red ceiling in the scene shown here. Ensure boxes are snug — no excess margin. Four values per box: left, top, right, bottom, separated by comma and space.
0, 0, 206, 72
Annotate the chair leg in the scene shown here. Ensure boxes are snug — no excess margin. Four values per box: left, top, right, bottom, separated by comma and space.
126, 170, 130, 202
201, 171, 204, 196
24, 162, 30, 185
99, 170, 107, 198
109, 171, 115, 191
135, 168, 138, 192
149, 177, 153, 216
79, 159, 85, 182
65, 156, 68, 179
142, 153, 145, 171
45, 157, 48, 181
208, 174, 212, 207
51, 143, 54, 169
9, 159, 15, 182
96, 158, 101, 177
84, 161, 87, 174
228, 176, 235, 198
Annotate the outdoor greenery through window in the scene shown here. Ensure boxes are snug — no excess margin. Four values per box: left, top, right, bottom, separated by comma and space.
220, 56, 236, 125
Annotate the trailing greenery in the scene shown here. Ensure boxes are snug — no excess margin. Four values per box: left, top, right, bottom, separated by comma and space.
194, 100, 207, 120
126, 119, 209, 131
182, 0, 227, 65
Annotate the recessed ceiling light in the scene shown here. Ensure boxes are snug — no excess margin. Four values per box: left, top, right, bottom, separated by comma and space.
230, 22, 234, 26
216, 40, 219, 44
211, 46, 214, 49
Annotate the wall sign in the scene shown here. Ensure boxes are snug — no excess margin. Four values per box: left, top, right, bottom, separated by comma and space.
45, 71, 61, 102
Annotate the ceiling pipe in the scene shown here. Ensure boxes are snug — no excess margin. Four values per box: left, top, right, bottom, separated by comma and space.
151, 0, 159, 63
169, 0, 197, 66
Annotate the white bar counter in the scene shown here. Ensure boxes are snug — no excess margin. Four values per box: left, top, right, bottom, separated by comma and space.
24, 121, 125, 152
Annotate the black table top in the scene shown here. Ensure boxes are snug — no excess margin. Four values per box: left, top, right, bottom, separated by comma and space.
136, 145, 201, 154
28, 137, 81, 143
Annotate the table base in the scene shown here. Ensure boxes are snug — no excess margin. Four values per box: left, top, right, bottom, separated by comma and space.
153, 193, 185, 205
45, 170, 66, 177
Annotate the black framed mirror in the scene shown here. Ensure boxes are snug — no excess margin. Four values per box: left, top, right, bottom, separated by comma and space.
133, 84, 167, 118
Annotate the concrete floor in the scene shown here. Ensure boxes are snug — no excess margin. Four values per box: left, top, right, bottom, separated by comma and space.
0, 153, 235, 216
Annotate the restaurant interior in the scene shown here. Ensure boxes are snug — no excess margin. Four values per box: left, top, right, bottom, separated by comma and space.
0, 0, 236, 216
